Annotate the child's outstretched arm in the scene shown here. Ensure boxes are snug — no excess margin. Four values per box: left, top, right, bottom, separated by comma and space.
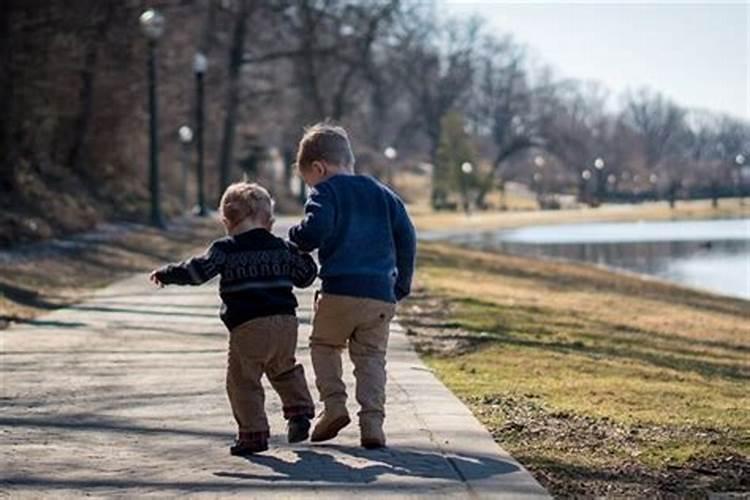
391, 197, 417, 301
288, 184, 335, 252
286, 241, 318, 289
150, 242, 225, 287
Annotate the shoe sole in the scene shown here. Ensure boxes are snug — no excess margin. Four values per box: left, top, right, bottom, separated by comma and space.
288, 427, 310, 444
310, 415, 351, 442
361, 439, 386, 449
230, 445, 269, 456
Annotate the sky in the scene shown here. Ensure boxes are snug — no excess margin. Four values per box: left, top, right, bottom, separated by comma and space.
441, 1, 749, 120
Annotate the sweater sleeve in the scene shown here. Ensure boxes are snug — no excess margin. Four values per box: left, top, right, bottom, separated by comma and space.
286, 241, 318, 288
288, 184, 335, 252
391, 196, 417, 301
154, 242, 225, 286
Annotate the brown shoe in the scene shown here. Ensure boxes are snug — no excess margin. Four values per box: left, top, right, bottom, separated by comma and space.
311, 409, 351, 442
360, 421, 386, 449
230, 431, 269, 456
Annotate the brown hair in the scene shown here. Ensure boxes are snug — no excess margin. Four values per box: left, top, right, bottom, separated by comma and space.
295, 123, 355, 171
219, 182, 273, 226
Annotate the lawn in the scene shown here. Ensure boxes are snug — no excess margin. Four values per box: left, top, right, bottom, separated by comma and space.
401, 242, 749, 497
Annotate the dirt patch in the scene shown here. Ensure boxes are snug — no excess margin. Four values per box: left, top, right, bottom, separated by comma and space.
399, 288, 491, 356
469, 393, 749, 498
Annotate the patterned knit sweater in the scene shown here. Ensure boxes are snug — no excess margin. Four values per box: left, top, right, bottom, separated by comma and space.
154, 228, 317, 329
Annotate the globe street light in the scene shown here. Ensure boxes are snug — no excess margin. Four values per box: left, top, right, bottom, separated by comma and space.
736, 154, 746, 205
532, 172, 543, 201
593, 157, 606, 204
178, 125, 193, 209
579, 169, 592, 205
460, 162, 473, 214
193, 52, 208, 216
140, 8, 166, 227
384, 146, 397, 186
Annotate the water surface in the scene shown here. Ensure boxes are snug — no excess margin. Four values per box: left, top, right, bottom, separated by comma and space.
437, 218, 750, 300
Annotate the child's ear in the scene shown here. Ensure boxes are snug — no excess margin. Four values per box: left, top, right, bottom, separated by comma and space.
311, 161, 325, 176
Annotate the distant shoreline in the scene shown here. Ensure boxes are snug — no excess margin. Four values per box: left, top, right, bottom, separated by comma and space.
410, 198, 750, 234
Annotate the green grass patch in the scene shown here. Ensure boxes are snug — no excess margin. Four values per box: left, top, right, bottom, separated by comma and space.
405, 242, 750, 495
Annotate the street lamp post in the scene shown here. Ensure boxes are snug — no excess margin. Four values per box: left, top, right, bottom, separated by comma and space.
579, 169, 592, 205
193, 52, 208, 216
593, 157, 605, 204
736, 154, 746, 206
178, 125, 193, 210
384, 146, 397, 187
461, 161, 473, 215
140, 9, 166, 227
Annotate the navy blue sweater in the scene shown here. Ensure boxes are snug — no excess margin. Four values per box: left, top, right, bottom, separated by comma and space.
154, 228, 317, 330
289, 174, 417, 303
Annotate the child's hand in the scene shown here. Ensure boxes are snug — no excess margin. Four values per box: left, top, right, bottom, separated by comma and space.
149, 270, 164, 288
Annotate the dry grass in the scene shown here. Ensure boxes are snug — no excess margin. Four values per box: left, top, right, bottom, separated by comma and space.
0, 216, 222, 326
402, 242, 749, 496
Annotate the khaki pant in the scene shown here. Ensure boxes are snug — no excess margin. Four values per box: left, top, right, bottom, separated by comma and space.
226, 315, 314, 435
310, 293, 396, 426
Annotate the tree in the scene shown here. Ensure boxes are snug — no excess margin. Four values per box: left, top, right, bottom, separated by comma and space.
217, 0, 253, 196
434, 111, 477, 210
468, 35, 538, 208
623, 88, 686, 207
393, 14, 481, 164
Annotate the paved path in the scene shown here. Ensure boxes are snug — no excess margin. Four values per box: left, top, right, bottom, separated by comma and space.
1, 257, 548, 498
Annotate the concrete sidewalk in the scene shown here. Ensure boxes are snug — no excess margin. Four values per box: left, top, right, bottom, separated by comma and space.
1, 273, 548, 498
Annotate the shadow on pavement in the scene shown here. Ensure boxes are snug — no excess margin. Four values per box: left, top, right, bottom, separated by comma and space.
214, 445, 518, 484
0, 415, 231, 440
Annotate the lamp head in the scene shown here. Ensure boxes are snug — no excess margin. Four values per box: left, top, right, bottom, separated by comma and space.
140, 9, 165, 41
178, 125, 194, 144
193, 52, 208, 74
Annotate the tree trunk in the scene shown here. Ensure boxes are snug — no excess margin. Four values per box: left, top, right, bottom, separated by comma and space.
474, 139, 533, 209
711, 181, 719, 208
67, 4, 114, 173
0, 1, 13, 191
217, 0, 250, 198
668, 181, 677, 209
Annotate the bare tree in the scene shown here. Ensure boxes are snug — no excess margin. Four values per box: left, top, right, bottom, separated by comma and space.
623, 88, 686, 207
468, 35, 540, 208
217, 0, 253, 196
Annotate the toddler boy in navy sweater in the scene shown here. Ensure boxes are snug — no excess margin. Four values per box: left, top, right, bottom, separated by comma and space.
289, 124, 417, 449
150, 182, 317, 456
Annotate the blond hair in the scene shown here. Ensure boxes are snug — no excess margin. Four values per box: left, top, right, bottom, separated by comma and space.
296, 123, 355, 171
219, 182, 274, 226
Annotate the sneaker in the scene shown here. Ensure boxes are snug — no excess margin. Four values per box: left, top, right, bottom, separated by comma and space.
287, 416, 311, 443
230, 433, 269, 456
310, 409, 351, 443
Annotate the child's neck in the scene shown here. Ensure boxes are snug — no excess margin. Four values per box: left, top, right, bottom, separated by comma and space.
320, 167, 353, 183
228, 218, 267, 236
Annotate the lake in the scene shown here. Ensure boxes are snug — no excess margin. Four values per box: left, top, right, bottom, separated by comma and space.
430, 218, 750, 300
